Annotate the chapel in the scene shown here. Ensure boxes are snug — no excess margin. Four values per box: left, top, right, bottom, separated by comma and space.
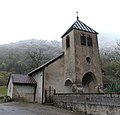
7, 16, 103, 103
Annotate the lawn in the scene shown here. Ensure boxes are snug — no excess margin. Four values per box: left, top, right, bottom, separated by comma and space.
0, 86, 7, 96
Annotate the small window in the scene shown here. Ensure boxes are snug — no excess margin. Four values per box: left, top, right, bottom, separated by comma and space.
87, 37, 93, 46
86, 57, 90, 63
66, 35, 70, 49
81, 36, 86, 45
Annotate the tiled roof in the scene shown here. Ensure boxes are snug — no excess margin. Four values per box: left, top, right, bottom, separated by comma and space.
28, 53, 64, 76
61, 18, 98, 38
12, 74, 36, 85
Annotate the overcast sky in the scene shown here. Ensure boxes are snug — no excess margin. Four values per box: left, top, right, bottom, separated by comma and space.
0, 0, 120, 46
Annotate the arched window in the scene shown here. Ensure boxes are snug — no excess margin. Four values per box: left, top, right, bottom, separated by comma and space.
66, 35, 70, 49
65, 79, 73, 86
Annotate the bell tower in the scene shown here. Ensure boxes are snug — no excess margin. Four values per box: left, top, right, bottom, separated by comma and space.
62, 16, 103, 93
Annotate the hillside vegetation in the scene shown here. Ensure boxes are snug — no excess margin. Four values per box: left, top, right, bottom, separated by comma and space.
0, 86, 7, 96
0, 39, 62, 74
0, 71, 9, 86
100, 42, 120, 92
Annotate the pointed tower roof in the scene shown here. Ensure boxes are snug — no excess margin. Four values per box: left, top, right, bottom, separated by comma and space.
61, 18, 98, 38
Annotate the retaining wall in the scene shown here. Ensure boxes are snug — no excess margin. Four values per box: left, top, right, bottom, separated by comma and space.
53, 93, 120, 115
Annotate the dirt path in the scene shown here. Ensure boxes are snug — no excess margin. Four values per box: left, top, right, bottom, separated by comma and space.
0, 102, 83, 115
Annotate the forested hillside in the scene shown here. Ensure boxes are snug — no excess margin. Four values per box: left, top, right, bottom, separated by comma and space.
0, 39, 62, 74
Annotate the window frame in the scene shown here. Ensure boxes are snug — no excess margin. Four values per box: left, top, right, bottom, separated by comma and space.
87, 37, 93, 46
81, 35, 86, 46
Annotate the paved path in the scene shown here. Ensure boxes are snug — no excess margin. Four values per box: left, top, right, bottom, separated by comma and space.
0, 102, 83, 115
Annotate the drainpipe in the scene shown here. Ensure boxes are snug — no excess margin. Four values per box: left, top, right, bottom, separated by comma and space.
42, 70, 44, 104
34, 84, 37, 102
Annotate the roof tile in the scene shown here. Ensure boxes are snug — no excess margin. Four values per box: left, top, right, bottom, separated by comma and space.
12, 74, 36, 85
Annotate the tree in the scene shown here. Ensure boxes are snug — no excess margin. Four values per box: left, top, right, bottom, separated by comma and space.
100, 41, 120, 92
0, 39, 61, 74
0, 71, 9, 86
26, 48, 48, 69
105, 79, 120, 92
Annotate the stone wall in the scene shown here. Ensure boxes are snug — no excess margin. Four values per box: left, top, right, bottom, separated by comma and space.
53, 93, 120, 115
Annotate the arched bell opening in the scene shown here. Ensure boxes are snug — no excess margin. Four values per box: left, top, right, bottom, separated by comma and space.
82, 72, 97, 93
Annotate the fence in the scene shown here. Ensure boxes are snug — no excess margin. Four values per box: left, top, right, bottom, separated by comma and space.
45, 86, 55, 103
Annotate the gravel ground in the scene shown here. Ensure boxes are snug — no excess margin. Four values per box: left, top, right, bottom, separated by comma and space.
0, 102, 84, 115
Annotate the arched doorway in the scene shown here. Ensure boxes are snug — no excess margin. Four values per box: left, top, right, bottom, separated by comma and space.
82, 72, 97, 93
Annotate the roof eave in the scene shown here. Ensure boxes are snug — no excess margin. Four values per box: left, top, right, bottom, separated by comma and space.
61, 28, 73, 38
61, 28, 98, 38
13, 82, 37, 85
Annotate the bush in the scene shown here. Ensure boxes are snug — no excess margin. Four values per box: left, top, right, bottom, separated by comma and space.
0, 86, 7, 96
104, 79, 120, 92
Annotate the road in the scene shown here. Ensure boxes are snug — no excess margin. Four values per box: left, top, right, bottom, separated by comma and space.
0, 102, 83, 115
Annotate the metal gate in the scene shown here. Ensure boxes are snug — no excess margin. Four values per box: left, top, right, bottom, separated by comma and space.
45, 86, 55, 103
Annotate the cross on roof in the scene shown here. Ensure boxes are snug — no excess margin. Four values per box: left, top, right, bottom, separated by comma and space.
76, 11, 79, 20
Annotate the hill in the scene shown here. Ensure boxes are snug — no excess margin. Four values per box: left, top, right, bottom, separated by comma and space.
0, 39, 62, 74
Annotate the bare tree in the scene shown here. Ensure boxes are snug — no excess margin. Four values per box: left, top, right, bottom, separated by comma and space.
26, 48, 47, 68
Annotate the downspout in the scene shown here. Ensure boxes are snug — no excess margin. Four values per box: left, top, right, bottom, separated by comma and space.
42, 70, 44, 104
34, 84, 37, 102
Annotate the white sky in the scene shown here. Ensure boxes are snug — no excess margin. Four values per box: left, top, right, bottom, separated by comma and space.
0, 0, 120, 45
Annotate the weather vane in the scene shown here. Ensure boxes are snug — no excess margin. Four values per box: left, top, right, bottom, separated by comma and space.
76, 11, 79, 20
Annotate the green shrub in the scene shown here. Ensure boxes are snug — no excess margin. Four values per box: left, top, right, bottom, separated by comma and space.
0, 86, 7, 96
105, 79, 120, 92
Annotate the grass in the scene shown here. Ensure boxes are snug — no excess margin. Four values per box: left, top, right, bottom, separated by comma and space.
0, 86, 7, 96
